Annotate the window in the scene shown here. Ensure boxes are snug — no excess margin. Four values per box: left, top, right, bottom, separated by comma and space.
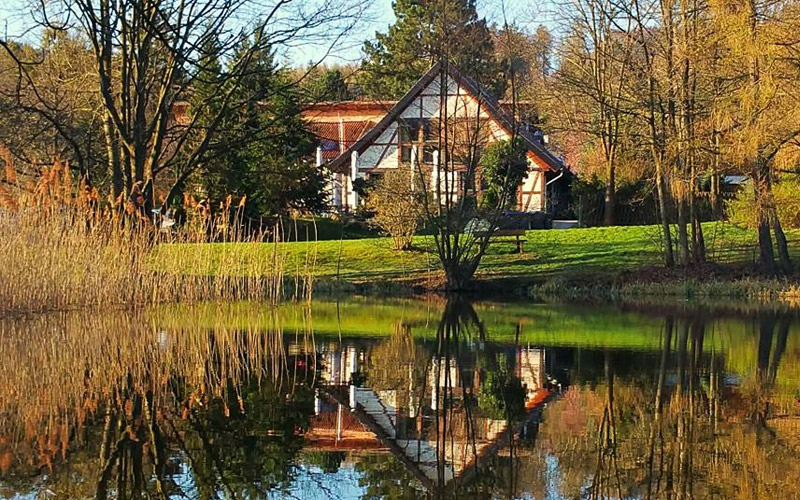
398, 118, 437, 164
400, 146, 413, 163
423, 145, 435, 163
399, 121, 414, 162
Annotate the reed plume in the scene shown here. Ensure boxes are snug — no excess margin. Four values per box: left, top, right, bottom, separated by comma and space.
0, 159, 314, 313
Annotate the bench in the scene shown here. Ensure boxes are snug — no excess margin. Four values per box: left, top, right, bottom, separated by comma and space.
475, 228, 527, 253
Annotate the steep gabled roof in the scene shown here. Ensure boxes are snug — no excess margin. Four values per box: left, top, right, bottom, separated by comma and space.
326, 60, 564, 173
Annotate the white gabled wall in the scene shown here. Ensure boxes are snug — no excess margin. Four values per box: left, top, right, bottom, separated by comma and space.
520, 159, 546, 212
346, 71, 550, 212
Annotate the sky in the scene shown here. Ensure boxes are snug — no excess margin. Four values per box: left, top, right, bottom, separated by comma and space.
289, 0, 560, 65
0, 0, 559, 67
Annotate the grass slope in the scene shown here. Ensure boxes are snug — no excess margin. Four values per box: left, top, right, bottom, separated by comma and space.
152, 222, 800, 290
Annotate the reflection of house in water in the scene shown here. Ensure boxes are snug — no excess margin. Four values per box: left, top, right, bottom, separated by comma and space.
305, 342, 553, 492
518, 347, 547, 407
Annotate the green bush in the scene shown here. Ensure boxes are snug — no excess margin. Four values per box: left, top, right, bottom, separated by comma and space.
480, 138, 528, 209
726, 176, 800, 229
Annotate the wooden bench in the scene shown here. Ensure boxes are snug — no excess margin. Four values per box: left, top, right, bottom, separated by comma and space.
475, 228, 527, 253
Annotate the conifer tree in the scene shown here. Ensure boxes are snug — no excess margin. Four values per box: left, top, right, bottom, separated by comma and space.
360, 0, 502, 98
188, 35, 324, 219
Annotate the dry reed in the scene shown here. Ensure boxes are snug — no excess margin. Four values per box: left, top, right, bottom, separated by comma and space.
0, 159, 315, 313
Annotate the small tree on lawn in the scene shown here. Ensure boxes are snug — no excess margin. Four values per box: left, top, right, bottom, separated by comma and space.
409, 62, 527, 291
367, 166, 423, 251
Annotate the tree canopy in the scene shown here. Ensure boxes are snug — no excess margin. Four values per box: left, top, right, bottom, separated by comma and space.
191, 37, 325, 220
359, 0, 502, 98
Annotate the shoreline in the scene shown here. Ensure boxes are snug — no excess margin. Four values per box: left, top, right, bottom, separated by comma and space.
310, 263, 800, 306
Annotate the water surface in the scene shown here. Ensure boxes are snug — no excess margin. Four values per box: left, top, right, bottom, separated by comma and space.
1, 298, 799, 499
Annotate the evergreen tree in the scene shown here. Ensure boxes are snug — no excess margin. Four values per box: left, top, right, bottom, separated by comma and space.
359, 0, 502, 99
195, 35, 325, 220
304, 68, 354, 102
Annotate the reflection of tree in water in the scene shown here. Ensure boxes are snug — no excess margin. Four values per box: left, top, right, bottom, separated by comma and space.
366, 322, 430, 415
93, 357, 314, 500
526, 312, 800, 500
0, 309, 317, 499
350, 297, 536, 500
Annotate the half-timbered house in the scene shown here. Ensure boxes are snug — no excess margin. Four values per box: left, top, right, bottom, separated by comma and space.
303, 61, 565, 213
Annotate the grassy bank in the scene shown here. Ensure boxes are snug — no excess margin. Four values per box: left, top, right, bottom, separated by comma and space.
152, 222, 800, 300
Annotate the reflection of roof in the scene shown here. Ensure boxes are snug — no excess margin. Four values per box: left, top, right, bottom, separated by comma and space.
319, 384, 553, 494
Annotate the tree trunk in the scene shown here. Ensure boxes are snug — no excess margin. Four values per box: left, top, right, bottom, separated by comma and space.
754, 156, 775, 273
690, 175, 705, 264
444, 261, 478, 291
103, 117, 123, 199
677, 198, 690, 265
771, 209, 792, 273
656, 161, 675, 267
710, 131, 722, 218
604, 158, 615, 226
692, 211, 706, 264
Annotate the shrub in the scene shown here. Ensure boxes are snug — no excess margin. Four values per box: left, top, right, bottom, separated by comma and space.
365, 166, 423, 251
479, 137, 528, 209
726, 176, 800, 229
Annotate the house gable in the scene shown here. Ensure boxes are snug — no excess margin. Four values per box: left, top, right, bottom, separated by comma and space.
324, 61, 564, 175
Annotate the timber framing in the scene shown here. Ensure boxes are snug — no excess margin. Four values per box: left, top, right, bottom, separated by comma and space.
324, 61, 564, 173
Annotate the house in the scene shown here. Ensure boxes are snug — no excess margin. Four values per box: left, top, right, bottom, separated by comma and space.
303, 61, 565, 214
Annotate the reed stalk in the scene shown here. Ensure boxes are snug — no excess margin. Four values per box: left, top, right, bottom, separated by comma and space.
0, 160, 315, 313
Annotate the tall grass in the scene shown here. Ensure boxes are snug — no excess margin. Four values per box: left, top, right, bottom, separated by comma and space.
0, 159, 314, 313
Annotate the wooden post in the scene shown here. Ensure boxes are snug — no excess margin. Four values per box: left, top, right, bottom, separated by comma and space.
348, 151, 359, 209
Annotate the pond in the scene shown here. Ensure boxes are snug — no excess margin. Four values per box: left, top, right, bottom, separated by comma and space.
1, 298, 799, 499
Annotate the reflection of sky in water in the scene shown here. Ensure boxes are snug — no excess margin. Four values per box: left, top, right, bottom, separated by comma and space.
274, 465, 364, 500
162, 462, 367, 500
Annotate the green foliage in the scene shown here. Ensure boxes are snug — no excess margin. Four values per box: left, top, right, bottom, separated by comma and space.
727, 177, 800, 230
192, 34, 325, 219
570, 175, 660, 226
479, 138, 528, 209
302, 68, 354, 102
281, 216, 378, 241
477, 354, 526, 420
359, 0, 502, 99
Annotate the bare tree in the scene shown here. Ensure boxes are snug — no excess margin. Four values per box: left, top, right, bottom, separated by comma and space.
0, 33, 105, 182
2, 0, 362, 212
553, 0, 637, 227
410, 60, 528, 291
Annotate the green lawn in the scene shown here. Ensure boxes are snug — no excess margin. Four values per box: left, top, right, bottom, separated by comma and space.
151, 222, 800, 286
